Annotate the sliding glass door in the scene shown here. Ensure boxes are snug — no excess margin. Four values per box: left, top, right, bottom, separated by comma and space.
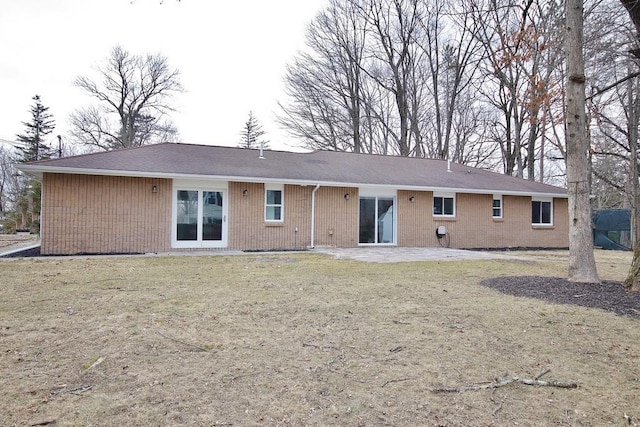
202, 191, 223, 241
359, 195, 395, 244
177, 190, 199, 241
174, 186, 227, 248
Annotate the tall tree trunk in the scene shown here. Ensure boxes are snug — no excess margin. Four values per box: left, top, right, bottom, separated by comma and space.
625, 74, 640, 291
620, 0, 640, 290
625, 242, 640, 291
565, 0, 600, 283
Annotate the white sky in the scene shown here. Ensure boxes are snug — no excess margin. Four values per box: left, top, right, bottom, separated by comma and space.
0, 0, 326, 152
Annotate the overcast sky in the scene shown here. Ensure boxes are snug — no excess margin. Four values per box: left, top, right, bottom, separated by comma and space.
0, 0, 326, 152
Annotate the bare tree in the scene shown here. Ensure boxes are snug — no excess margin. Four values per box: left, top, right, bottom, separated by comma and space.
361, 0, 422, 156
415, 0, 483, 161
621, 0, 640, 48
617, 0, 640, 290
71, 45, 182, 151
281, 0, 499, 163
279, 0, 598, 185
591, 63, 640, 218
278, 0, 369, 153
0, 145, 19, 217
470, 0, 565, 180
566, 0, 600, 283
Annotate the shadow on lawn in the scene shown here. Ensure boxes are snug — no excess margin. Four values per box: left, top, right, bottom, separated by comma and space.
481, 276, 640, 318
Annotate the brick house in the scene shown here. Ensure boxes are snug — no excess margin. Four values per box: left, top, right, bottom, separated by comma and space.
18, 143, 569, 255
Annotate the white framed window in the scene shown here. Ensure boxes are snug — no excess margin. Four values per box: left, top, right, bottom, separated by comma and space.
265, 184, 284, 222
433, 192, 455, 217
492, 195, 503, 218
532, 197, 553, 225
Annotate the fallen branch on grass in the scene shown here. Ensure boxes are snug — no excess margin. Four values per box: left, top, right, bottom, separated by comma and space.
302, 342, 338, 350
156, 330, 210, 352
431, 371, 578, 393
50, 384, 92, 396
28, 418, 57, 426
81, 356, 104, 373
382, 377, 416, 388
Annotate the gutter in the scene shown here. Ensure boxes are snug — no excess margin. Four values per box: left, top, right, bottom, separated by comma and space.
310, 184, 320, 248
19, 157, 571, 202
18, 164, 568, 199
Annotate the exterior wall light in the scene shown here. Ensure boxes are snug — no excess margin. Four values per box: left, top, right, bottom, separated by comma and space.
409, 196, 415, 202
344, 193, 350, 200
243, 189, 248, 197
152, 185, 158, 193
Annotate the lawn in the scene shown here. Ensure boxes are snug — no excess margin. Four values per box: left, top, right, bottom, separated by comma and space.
0, 250, 638, 426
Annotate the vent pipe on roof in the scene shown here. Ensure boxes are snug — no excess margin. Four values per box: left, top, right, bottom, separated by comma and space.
259, 140, 265, 159
447, 159, 452, 172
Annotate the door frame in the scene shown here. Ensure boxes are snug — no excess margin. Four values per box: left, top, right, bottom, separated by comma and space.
358, 188, 397, 246
171, 179, 228, 248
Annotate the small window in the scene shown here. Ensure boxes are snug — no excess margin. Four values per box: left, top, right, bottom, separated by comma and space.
492, 196, 502, 218
265, 185, 283, 221
532, 199, 552, 225
433, 193, 455, 217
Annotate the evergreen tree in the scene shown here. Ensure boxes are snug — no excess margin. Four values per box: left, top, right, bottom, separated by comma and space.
11, 95, 55, 233
238, 111, 269, 150
15, 95, 55, 162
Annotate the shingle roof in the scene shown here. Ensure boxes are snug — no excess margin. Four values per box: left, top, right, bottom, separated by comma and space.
19, 142, 566, 197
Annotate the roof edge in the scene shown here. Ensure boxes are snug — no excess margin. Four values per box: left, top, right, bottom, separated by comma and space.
18, 164, 568, 198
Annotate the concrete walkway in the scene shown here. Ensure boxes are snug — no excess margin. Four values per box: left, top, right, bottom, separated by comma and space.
0, 235, 40, 257
0, 236, 522, 263
312, 246, 522, 263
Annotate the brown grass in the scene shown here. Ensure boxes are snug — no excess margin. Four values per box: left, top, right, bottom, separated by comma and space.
0, 250, 638, 426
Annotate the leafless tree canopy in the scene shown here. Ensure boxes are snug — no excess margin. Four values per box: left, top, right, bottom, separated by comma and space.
279, 0, 636, 186
70, 46, 183, 151
0, 146, 19, 215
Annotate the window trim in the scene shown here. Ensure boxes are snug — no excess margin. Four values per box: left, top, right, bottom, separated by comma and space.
264, 184, 284, 222
531, 197, 553, 226
492, 195, 503, 219
433, 192, 456, 217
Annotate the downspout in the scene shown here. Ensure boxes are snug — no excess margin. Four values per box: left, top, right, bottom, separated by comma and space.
38, 175, 44, 253
310, 184, 320, 248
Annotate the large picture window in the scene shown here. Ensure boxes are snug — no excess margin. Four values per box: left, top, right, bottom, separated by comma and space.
433, 193, 455, 217
532, 199, 552, 225
265, 185, 284, 222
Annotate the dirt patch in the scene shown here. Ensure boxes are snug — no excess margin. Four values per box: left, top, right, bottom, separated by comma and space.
481, 276, 640, 318
1, 253, 639, 426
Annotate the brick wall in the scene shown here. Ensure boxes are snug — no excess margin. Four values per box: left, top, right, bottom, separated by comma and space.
313, 186, 359, 247
397, 191, 568, 249
41, 174, 568, 254
41, 173, 172, 255
227, 182, 312, 250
